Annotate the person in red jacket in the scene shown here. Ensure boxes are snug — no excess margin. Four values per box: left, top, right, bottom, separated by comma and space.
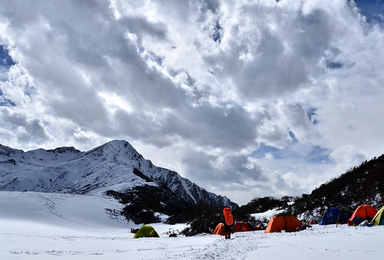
223, 207, 234, 239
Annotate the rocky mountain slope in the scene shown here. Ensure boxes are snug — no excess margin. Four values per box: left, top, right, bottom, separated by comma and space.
0, 140, 237, 223
290, 154, 384, 221
235, 154, 384, 225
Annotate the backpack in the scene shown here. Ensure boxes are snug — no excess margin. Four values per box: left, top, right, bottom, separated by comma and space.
223, 207, 234, 226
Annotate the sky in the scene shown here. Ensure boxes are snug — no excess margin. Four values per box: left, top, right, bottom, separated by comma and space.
0, 0, 384, 205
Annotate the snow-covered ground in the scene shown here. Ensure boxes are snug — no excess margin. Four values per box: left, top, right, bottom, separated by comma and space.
1, 191, 384, 259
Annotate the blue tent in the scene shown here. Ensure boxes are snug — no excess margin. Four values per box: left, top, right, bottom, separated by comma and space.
319, 207, 349, 225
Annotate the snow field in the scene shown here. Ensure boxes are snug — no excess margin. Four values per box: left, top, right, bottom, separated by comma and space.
1, 191, 384, 259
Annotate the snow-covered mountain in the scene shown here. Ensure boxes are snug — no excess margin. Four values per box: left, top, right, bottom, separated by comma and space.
0, 140, 237, 209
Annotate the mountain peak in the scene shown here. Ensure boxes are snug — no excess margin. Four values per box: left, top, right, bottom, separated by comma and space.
0, 140, 238, 211
47, 146, 81, 154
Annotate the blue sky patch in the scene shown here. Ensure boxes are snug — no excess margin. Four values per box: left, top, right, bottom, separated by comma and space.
0, 45, 15, 68
307, 146, 330, 163
251, 143, 282, 159
0, 89, 16, 107
0, 45, 16, 106
212, 22, 222, 43
326, 61, 342, 69
288, 131, 298, 143
252, 142, 332, 164
354, 0, 384, 24
307, 108, 318, 125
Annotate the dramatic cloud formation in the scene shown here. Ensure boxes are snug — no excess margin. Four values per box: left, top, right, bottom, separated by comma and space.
0, 0, 383, 204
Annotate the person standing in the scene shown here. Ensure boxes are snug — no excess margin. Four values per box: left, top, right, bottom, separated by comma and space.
223, 207, 234, 239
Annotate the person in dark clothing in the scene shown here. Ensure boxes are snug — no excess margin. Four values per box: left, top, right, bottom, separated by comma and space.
223, 207, 234, 239
205, 219, 218, 234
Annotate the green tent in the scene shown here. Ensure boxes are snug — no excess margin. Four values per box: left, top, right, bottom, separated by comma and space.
371, 206, 384, 225
133, 225, 160, 238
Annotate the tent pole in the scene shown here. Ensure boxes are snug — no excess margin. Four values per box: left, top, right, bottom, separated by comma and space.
336, 211, 341, 227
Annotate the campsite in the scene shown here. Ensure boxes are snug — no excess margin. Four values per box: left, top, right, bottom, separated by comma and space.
1, 0, 384, 258
2, 136, 384, 259
2, 191, 384, 259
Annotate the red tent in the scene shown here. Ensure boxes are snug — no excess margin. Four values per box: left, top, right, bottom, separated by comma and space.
350, 204, 378, 222
234, 221, 253, 232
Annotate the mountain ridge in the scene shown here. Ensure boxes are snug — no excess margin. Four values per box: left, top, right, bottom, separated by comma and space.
0, 140, 238, 214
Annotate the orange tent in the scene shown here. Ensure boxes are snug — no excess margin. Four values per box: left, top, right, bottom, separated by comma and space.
213, 223, 225, 235
265, 213, 303, 233
350, 204, 378, 222
234, 221, 253, 232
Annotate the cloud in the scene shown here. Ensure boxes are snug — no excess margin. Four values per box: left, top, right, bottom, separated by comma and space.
330, 145, 367, 170
0, 109, 48, 143
0, 0, 383, 205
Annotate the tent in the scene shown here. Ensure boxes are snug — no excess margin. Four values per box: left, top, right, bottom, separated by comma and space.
350, 204, 378, 223
234, 221, 253, 232
245, 222, 256, 231
265, 213, 303, 233
371, 206, 384, 225
319, 207, 349, 225
133, 225, 160, 238
213, 223, 226, 235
